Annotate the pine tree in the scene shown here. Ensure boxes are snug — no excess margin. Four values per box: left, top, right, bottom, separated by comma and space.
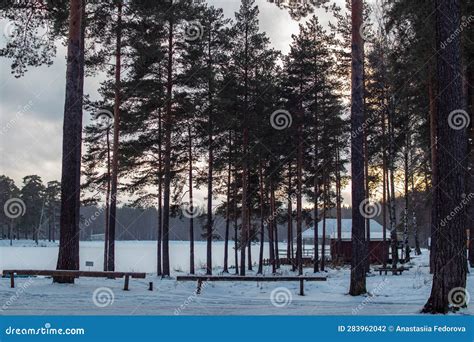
423, 0, 468, 314
349, 0, 367, 296
55, 0, 85, 283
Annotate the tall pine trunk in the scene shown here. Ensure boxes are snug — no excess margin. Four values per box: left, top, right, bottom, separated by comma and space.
411, 153, 421, 256
287, 162, 293, 261
257, 158, 265, 274
381, 97, 388, 268
55, 0, 84, 283
388, 105, 398, 268
296, 111, 303, 278
206, 99, 213, 275
321, 178, 326, 272
313, 162, 319, 273
162, 14, 174, 277
364, 120, 370, 272
240, 21, 250, 276
233, 171, 239, 275
224, 133, 232, 273
157, 109, 163, 276
188, 124, 195, 275
269, 180, 276, 274
349, 0, 367, 296
468, 66, 474, 268
403, 133, 410, 263
423, 0, 467, 313
103, 126, 111, 271
247, 189, 252, 271
336, 143, 342, 262
107, 0, 122, 272
428, 66, 438, 273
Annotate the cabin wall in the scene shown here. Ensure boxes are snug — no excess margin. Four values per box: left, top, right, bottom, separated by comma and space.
330, 239, 390, 264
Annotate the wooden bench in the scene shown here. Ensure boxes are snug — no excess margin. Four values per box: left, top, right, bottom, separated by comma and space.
375, 267, 409, 276
176, 275, 327, 296
2, 270, 146, 291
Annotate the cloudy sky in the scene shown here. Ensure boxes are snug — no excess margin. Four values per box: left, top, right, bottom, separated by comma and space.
0, 0, 352, 205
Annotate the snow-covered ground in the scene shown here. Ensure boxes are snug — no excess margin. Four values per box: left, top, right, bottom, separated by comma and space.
0, 241, 472, 315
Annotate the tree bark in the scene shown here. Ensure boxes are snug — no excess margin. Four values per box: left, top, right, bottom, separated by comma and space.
336, 143, 342, 262
206, 95, 213, 275
55, 0, 84, 283
411, 153, 422, 256
103, 126, 111, 271
382, 97, 388, 268
321, 178, 327, 272
388, 105, 398, 269
224, 133, 232, 274
269, 180, 276, 274
162, 14, 174, 277
349, 0, 367, 296
423, 0, 467, 313
188, 123, 195, 275
287, 161, 293, 262
157, 109, 163, 276
403, 131, 410, 263
428, 65, 438, 273
233, 170, 239, 275
364, 118, 370, 272
106, 0, 122, 272
258, 158, 265, 274
313, 163, 319, 273
296, 111, 303, 277
468, 65, 474, 268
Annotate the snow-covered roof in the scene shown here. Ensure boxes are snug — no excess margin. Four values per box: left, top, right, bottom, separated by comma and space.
301, 218, 389, 240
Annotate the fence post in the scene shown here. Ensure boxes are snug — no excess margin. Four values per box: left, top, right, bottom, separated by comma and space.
299, 279, 304, 296
123, 275, 130, 291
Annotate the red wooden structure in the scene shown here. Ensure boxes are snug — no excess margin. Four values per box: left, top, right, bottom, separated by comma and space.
330, 239, 390, 264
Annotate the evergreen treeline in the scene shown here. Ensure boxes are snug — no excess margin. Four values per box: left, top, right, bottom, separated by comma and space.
0, 175, 60, 242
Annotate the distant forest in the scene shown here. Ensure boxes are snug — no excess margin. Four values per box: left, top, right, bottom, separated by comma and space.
1, 173, 431, 246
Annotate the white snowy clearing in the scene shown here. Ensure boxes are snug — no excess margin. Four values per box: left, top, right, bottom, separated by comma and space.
0, 240, 473, 315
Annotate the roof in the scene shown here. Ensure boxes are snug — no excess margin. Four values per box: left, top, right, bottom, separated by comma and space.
301, 218, 389, 240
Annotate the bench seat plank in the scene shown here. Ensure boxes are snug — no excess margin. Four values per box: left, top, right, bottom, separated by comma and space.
2, 270, 146, 279
176, 275, 327, 281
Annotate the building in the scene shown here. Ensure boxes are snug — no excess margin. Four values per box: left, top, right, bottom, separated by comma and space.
301, 218, 391, 264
